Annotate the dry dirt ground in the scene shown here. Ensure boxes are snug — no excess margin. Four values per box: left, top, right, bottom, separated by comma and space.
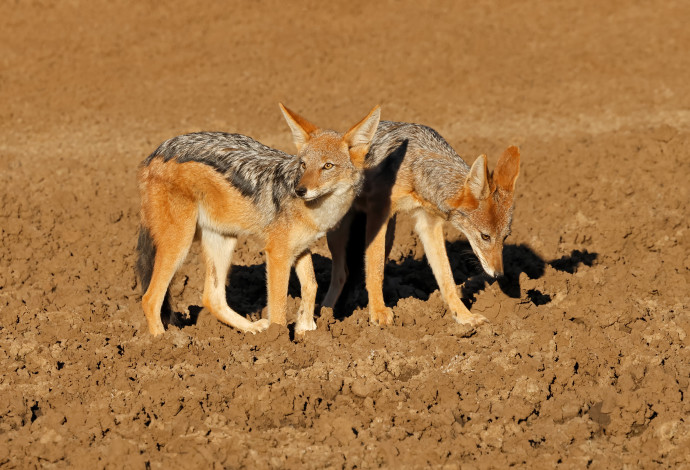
1, 1, 689, 468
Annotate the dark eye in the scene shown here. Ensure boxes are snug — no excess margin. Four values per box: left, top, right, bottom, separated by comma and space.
481, 233, 491, 241
300, 161, 306, 170
323, 162, 334, 170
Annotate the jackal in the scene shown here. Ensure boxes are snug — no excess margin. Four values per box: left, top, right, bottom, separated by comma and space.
323, 121, 520, 327
136, 104, 381, 336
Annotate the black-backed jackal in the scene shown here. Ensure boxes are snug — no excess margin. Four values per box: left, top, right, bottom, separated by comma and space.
136, 105, 381, 336
323, 121, 520, 327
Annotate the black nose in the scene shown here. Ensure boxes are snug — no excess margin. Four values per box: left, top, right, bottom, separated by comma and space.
494, 270, 504, 278
295, 187, 307, 197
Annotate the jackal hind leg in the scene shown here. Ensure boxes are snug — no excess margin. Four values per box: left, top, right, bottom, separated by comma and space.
294, 251, 318, 334
323, 210, 354, 308
142, 209, 197, 336
365, 206, 394, 326
201, 229, 269, 334
413, 210, 487, 327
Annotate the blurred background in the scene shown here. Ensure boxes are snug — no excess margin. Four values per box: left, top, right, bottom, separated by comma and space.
2, 0, 688, 152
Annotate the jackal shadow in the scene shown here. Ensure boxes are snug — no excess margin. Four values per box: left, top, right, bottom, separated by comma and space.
163, 239, 597, 328
322, 213, 598, 318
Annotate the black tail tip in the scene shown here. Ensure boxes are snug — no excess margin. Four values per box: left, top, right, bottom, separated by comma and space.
136, 225, 157, 294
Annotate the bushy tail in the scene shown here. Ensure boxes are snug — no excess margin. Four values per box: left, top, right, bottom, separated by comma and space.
136, 225, 171, 317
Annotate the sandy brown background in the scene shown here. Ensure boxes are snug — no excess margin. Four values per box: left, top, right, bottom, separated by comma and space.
1, 0, 689, 468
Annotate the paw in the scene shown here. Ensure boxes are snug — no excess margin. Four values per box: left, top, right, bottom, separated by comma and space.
295, 317, 317, 335
453, 313, 488, 327
246, 318, 271, 334
148, 322, 166, 337
370, 306, 394, 326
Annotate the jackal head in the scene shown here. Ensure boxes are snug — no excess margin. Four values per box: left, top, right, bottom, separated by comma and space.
446, 146, 520, 278
279, 104, 381, 201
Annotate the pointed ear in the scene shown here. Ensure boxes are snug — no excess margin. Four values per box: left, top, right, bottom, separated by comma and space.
494, 145, 520, 191
466, 154, 490, 200
279, 103, 318, 152
344, 105, 381, 166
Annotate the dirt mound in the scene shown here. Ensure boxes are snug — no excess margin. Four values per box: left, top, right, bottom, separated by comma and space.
1, 1, 688, 467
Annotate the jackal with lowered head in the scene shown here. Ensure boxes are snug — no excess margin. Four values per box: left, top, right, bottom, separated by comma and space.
323, 120, 519, 327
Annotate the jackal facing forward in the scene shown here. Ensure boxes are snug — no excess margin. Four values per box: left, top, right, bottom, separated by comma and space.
136, 105, 381, 336
323, 121, 520, 327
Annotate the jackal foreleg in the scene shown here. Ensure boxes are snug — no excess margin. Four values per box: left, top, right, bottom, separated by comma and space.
265, 239, 292, 327
364, 205, 393, 326
413, 210, 487, 327
323, 211, 354, 308
294, 251, 318, 334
